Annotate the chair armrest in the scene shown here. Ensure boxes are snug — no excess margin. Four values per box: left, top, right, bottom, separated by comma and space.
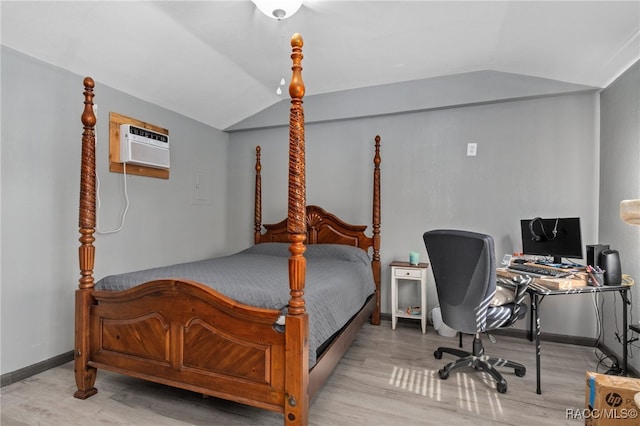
496, 276, 533, 323
497, 275, 532, 303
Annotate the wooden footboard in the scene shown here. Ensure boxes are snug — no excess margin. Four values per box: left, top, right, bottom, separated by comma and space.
89, 280, 288, 411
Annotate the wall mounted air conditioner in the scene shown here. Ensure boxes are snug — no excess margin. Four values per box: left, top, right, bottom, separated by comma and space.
120, 124, 170, 169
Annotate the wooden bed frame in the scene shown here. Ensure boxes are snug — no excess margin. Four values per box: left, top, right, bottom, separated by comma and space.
73, 34, 381, 426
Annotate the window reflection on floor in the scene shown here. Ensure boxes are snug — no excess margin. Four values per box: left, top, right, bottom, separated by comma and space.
389, 365, 504, 419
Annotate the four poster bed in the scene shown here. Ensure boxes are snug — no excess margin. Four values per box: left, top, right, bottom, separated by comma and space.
73, 34, 382, 425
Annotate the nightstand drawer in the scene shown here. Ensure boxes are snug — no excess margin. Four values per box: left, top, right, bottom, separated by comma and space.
394, 267, 423, 278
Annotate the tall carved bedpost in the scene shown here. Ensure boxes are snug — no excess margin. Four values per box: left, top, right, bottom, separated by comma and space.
254, 145, 262, 244
74, 77, 98, 399
285, 33, 309, 426
371, 135, 382, 325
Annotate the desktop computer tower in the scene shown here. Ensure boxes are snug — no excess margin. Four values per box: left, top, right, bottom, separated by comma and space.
587, 244, 609, 268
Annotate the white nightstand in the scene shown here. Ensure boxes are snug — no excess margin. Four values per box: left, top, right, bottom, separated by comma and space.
390, 260, 429, 334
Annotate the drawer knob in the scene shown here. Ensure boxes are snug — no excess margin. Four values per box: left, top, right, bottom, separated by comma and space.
406, 272, 410, 275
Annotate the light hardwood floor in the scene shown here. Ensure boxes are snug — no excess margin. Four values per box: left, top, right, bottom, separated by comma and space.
1, 321, 603, 425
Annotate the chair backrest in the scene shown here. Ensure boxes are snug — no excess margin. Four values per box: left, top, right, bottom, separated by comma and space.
423, 229, 496, 334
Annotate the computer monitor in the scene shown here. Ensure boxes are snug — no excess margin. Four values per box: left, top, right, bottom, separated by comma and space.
520, 217, 583, 264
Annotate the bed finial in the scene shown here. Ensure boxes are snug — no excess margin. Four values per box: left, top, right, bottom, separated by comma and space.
289, 33, 305, 100
81, 77, 96, 128
254, 146, 262, 244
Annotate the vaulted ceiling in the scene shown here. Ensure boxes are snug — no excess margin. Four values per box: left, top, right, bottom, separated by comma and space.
2, 1, 639, 130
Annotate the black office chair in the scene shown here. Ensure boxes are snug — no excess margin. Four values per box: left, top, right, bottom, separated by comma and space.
423, 229, 532, 393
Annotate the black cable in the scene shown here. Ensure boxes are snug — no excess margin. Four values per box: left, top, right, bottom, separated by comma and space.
613, 292, 621, 343
625, 291, 637, 360
592, 292, 621, 374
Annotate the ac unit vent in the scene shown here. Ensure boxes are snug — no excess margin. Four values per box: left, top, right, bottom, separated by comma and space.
120, 124, 170, 169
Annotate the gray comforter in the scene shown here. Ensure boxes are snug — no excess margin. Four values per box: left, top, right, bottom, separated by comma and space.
95, 243, 375, 366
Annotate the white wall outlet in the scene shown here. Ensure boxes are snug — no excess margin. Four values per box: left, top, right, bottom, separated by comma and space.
467, 143, 477, 156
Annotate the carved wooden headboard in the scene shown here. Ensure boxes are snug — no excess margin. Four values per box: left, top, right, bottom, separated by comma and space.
258, 205, 374, 251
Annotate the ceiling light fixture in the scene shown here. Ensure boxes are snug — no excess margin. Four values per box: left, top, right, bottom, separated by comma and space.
252, 0, 303, 20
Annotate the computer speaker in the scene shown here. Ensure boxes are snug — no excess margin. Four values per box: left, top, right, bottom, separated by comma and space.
587, 244, 610, 268
600, 249, 622, 286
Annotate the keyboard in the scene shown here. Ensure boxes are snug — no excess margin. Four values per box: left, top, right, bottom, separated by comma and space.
507, 263, 572, 278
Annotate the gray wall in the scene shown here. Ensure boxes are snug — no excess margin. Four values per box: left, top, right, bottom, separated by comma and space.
228, 89, 602, 341
599, 61, 640, 372
1, 47, 230, 374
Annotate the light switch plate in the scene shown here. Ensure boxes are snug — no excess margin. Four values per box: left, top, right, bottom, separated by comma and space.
192, 170, 211, 205
467, 143, 477, 156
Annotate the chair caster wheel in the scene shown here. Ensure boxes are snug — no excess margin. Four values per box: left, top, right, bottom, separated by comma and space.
438, 369, 449, 380
434, 350, 442, 359
515, 367, 526, 377
497, 382, 507, 393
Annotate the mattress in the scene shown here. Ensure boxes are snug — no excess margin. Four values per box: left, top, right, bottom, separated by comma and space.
95, 243, 376, 366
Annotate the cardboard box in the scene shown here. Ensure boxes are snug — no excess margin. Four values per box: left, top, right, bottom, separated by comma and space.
585, 371, 640, 425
